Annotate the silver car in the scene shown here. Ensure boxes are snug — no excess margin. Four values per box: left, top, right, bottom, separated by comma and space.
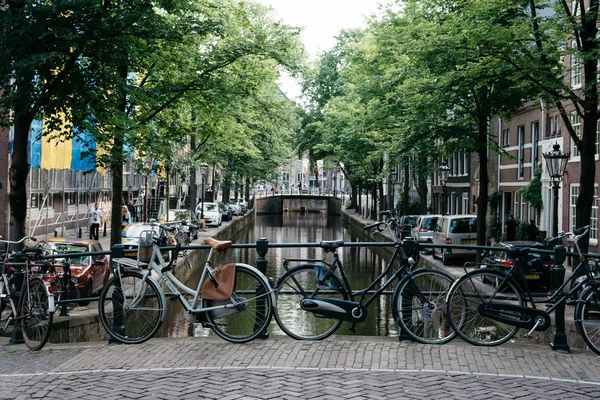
411, 215, 441, 243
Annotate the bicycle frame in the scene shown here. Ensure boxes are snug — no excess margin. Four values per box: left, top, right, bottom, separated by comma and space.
284, 240, 416, 310
116, 232, 274, 321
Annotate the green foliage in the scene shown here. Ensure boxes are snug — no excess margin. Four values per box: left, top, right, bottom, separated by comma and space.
519, 166, 543, 211
488, 189, 501, 208
517, 220, 528, 241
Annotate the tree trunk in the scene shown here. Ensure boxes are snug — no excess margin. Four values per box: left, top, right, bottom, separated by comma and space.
402, 162, 409, 215
9, 112, 35, 247
110, 64, 128, 248
476, 119, 490, 249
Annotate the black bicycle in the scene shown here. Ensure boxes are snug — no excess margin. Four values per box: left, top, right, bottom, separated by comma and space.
446, 225, 600, 355
273, 211, 456, 344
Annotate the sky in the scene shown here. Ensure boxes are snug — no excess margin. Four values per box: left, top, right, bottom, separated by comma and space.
254, 0, 385, 100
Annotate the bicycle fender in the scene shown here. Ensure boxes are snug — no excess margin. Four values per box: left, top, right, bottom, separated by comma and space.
234, 263, 276, 306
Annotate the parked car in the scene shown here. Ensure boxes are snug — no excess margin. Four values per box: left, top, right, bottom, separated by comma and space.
159, 208, 194, 223
195, 202, 222, 227
481, 241, 554, 293
121, 222, 174, 260
218, 202, 233, 221
399, 215, 419, 239
36, 238, 110, 298
432, 215, 478, 265
228, 200, 243, 216
237, 198, 248, 213
411, 215, 441, 243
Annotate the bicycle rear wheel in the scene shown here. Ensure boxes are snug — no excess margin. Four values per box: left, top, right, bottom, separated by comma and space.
204, 264, 273, 343
20, 278, 53, 351
98, 270, 164, 344
576, 285, 600, 356
447, 269, 524, 346
393, 269, 455, 344
274, 264, 347, 340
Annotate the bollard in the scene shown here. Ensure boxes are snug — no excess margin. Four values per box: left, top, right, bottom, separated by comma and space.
108, 244, 125, 345
103, 222, 107, 237
54, 230, 58, 237
551, 244, 570, 352
78, 227, 82, 238
255, 237, 269, 339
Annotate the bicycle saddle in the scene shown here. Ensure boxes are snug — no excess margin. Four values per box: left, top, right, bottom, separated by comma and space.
204, 237, 232, 250
320, 241, 344, 251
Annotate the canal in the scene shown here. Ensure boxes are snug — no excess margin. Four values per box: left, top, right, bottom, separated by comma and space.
159, 211, 400, 339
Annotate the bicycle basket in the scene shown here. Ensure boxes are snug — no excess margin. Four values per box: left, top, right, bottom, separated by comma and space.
137, 230, 155, 263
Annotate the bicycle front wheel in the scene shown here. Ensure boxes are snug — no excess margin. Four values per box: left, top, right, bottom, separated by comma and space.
274, 264, 347, 340
576, 285, 600, 356
447, 269, 524, 346
55, 279, 80, 311
394, 269, 455, 344
20, 278, 53, 351
98, 270, 164, 344
204, 264, 273, 343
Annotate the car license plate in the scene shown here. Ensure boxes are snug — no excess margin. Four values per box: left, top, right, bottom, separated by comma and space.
524, 274, 539, 280
463, 239, 476, 245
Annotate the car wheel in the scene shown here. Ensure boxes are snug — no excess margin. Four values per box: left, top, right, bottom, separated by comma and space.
442, 251, 450, 266
78, 281, 93, 306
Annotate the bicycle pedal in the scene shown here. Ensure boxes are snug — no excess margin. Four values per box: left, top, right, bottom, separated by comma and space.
520, 333, 533, 338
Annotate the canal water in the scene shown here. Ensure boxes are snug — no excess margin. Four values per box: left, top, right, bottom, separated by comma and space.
159, 212, 399, 339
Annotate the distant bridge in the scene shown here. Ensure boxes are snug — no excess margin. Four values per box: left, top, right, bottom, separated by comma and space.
254, 194, 342, 215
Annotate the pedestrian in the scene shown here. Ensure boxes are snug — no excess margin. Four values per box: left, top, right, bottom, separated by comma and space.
122, 205, 132, 227
90, 202, 102, 240
504, 214, 518, 241
526, 219, 539, 241
127, 200, 136, 223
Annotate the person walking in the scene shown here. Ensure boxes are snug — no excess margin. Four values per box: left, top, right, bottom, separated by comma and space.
526, 219, 539, 241
127, 200, 136, 223
504, 214, 518, 241
90, 202, 102, 240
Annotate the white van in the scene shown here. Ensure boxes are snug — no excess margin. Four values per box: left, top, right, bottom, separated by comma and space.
432, 215, 477, 265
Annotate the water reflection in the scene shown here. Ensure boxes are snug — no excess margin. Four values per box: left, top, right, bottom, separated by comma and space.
161, 211, 399, 339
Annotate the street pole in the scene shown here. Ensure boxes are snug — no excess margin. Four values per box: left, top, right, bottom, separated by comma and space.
552, 183, 559, 238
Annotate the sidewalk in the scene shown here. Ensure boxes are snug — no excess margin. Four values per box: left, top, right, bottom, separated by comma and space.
1, 336, 599, 399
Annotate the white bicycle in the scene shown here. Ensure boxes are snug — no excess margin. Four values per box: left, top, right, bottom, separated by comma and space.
98, 228, 274, 344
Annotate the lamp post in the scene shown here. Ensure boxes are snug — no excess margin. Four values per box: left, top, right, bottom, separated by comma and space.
199, 164, 208, 222
390, 169, 398, 213
542, 142, 570, 353
439, 162, 450, 216
543, 142, 569, 238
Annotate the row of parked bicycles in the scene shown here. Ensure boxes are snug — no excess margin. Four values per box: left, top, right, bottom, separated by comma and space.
1, 213, 599, 355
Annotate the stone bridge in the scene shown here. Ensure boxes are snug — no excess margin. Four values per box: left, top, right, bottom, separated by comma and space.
254, 194, 342, 215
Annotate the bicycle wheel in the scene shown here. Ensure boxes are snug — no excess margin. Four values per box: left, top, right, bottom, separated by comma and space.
98, 270, 164, 344
274, 264, 347, 340
20, 278, 53, 351
204, 264, 273, 343
394, 269, 455, 344
55, 279, 80, 311
447, 269, 524, 346
576, 285, 600, 356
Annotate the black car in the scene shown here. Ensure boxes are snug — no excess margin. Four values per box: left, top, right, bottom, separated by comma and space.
398, 215, 419, 239
481, 241, 554, 293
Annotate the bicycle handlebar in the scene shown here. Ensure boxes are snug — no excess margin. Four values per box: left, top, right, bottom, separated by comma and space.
0, 236, 37, 244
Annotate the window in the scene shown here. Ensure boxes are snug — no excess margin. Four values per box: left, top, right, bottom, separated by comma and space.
463, 151, 469, 174
571, 41, 582, 89
570, 185, 579, 233
518, 125, 525, 179
502, 128, 510, 147
592, 186, 599, 242
571, 112, 581, 158
462, 192, 468, 215
548, 115, 561, 138
531, 121, 539, 171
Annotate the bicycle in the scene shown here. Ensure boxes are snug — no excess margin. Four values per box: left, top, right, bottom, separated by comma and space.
0, 236, 56, 351
98, 228, 275, 344
446, 225, 600, 355
273, 211, 455, 343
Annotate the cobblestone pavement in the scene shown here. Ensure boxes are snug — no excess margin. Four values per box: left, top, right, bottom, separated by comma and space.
1, 335, 599, 399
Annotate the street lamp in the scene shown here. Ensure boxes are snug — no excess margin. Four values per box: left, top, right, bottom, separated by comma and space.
543, 142, 569, 237
439, 162, 450, 216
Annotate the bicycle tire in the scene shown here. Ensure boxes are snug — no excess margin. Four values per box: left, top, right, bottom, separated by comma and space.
20, 278, 53, 351
98, 269, 164, 344
273, 264, 347, 340
576, 284, 600, 356
393, 269, 455, 344
447, 269, 524, 346
204, 264, 273, 343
